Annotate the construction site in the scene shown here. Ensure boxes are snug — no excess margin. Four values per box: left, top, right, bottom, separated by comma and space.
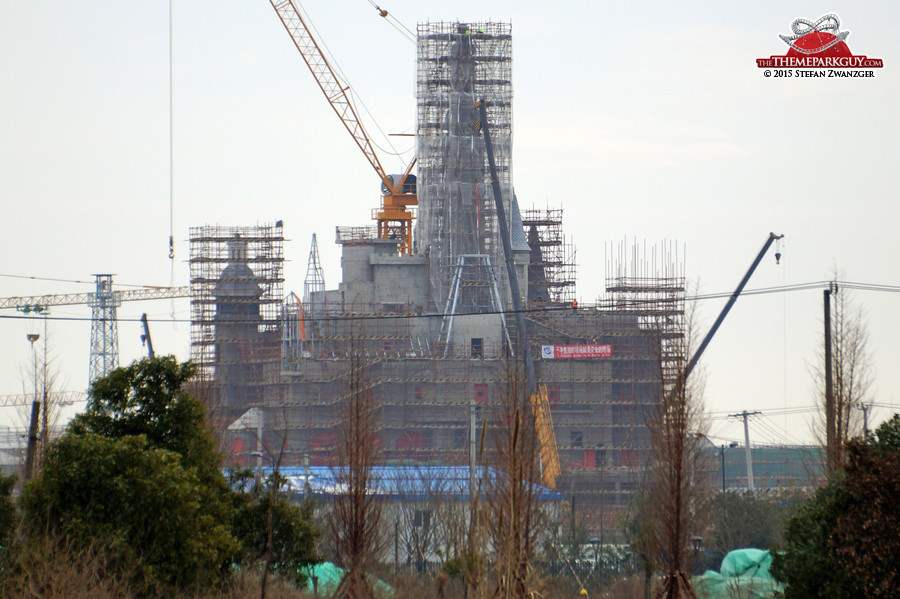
188, 12, 689, 532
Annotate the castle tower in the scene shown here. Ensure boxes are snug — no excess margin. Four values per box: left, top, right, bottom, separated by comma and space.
415, 22, 513, 312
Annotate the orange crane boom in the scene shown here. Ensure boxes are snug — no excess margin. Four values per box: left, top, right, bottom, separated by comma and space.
269, 0, 417, 254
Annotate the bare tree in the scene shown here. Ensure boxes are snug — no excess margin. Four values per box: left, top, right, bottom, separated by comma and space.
331, 348, 384, 598
636, 316, 709, 599
813, 277, 874, 474
18, 329, 66, 476
485, 361, 544, 598
428, 429, 488, 599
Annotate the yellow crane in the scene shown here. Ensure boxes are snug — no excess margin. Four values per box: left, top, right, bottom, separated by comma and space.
269, 0, 417, 255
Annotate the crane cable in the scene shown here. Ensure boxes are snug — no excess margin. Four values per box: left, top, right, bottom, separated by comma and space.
297, 2, 408, 169
168, 0, 177, 326
366, 0, 416, 43
168, 0, 175, 268
362, 1, 417, 159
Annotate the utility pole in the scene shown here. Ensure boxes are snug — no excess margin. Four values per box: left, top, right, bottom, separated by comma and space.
721, 446, 726, 493
720, 442, 738, 493
469, 395, 477, 504
860, 403, 869, 434
40, 309, 50, 458
824, 285, 836, 474
24, 334, 41, 481
729, 411, 760, 492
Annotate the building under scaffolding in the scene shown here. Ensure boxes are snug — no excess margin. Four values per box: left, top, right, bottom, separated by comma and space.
206, 228, 684, 531
189, 223, 284, 421
522, 208, 576, 306
416, 21, 514, 313
192, 23, 687, 536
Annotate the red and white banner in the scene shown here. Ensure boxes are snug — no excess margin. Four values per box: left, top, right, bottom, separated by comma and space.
541, 344, 612, 359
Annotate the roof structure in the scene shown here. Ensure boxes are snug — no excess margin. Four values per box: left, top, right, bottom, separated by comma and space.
261, 465, 564, 501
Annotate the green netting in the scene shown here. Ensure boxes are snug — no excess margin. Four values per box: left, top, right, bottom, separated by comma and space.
303, 562, 394, 597
694, 549, 783, 599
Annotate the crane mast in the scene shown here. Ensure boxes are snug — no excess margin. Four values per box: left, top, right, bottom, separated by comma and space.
270, 0, 417, 255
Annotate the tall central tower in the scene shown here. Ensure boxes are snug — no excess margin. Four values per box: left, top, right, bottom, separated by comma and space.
415, 22, 513, 312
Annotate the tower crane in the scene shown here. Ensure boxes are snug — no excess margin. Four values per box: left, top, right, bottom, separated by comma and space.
0, 283, 189, 311
1, 276, 189, 381
269, 0, 417, 255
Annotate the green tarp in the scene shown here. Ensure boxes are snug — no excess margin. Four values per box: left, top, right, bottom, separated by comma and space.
303, 562, 393, 597
694, 548, 783, 599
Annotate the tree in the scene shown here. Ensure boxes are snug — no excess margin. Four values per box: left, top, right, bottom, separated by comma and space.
331, 349, 384, 599
20, 434, 237, 593
814, 279, 873, 474
69, 357, 221, 483
0, 473, 17, 548
485, 361, 544, 599
230, 469, 320, 587
20, 357, 238, 594
705, 490, 808, 557
772, 415, 900, 598
633, 314, 709, 599
17, 356, 321, 595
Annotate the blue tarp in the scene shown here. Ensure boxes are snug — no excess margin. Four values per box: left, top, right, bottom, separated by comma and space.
262, 465, 563, 501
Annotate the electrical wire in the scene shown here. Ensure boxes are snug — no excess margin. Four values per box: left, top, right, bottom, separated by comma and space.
0, 273, 178, 290
0, 274, 96, 286
0, 303, 580, 325
3, 277, 899, 323
755, 416, 805, 446
708, 405, 818, 418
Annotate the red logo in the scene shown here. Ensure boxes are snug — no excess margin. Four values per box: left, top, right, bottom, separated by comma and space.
757, 14, 883, 69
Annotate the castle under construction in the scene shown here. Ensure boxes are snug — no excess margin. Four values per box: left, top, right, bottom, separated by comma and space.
189, 22, 686, 529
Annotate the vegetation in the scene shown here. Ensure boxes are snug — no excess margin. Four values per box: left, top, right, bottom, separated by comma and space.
330, 349, 384, 598
230, 470, 320, 587
705, 490, 808, 556
4, 356, 319, 597
772, 415, 900, 598
2, 353, 896, 599
0, 473, 16, 547
20, 433, 237, 592
633, 320, 709, 599
485, 363, 544, 598
814, 279, 873, 474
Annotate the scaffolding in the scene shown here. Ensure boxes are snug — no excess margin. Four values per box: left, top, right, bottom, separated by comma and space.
521, 208, 577, 306
602, 240, 686, 395
416, 21, 513, 312
189, 224, 285, 385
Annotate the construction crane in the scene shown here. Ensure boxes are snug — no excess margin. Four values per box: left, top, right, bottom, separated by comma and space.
1, 275, 189, 380
684, 232, 784, 381
269, 0, 417, 255
0, 284, 189, 311
477, 100, 561, 489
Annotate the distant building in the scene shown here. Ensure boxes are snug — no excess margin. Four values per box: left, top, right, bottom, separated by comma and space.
191, 23, 687, 535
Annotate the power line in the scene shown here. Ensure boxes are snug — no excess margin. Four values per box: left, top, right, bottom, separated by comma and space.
690, 280, 900, 301
0, 273, 181, 290
0, 303, 579, 325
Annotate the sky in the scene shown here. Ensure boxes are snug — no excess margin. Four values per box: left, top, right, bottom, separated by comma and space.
1, 1, 898, 445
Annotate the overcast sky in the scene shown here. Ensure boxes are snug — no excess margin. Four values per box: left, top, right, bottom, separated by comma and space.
2, 1, 898, 445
